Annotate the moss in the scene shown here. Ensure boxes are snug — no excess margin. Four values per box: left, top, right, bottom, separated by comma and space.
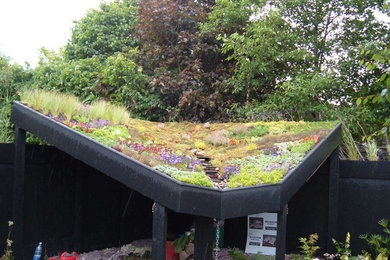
288, 141, 316, 154
82, 125, 130, 147
154, 165, 213, 187
227, 171, 260, 188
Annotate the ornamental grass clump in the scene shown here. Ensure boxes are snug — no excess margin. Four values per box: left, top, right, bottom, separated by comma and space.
20, 89, 82, 121
61, 94, 82, 122
88, 100, 130, 125
364, 140, 379, 161
206, 130, 229, 146
341, 124, 363, 160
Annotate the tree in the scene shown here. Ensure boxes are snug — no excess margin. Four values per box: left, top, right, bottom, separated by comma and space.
65, 0, 139, 60
0, 54, 32, 142
136, 0, 234, 121
220, 10, 307, 104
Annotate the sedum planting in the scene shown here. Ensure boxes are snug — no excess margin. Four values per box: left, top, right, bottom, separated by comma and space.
19, 89, 337, 189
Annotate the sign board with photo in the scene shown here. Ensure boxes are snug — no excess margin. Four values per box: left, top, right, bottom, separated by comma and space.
245, 212, 278, 255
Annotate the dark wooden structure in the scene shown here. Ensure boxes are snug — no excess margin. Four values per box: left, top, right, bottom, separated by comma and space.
10, 101, 342, 259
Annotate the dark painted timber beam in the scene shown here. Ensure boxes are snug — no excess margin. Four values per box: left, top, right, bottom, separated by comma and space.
327, 147, 340, 252
194, 216, 214, 260
152, 203, 167, 260
276, 204, 288, 260
12, 127, 26, 259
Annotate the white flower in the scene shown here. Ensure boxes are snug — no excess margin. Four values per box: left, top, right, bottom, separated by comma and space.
6, 239, 13, 247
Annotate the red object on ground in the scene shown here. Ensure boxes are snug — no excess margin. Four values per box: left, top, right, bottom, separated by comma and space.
60, 252, 78, 260
166, 241, 179, 260
48, 252, 78, 260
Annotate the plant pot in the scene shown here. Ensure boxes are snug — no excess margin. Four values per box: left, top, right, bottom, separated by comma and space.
166, 241, 179, 260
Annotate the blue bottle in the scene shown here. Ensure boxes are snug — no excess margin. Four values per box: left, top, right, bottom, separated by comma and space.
32, 242, 42, 260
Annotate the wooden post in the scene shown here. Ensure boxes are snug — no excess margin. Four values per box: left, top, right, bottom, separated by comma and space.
328, 147, 340, 252
74, 166, 82, 252
152, 203, 167, 260
276, 204, 288, 260
12, 127, 26, 259
194, 216, 214, 260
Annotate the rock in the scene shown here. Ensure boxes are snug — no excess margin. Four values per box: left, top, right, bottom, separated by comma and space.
195, 150, 205, 156
157, 123, 165, 128
203, 122, 211, 129
182, 133, 191, 140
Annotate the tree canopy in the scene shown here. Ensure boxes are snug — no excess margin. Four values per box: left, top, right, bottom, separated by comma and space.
1, 0, 389, 144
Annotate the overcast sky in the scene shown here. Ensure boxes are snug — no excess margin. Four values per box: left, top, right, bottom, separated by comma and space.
0, 0, 103, 67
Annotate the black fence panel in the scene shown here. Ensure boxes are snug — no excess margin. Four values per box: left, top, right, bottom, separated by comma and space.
0, 144, 194, 259
337, 161, 390, 256
286, 159, 330, 255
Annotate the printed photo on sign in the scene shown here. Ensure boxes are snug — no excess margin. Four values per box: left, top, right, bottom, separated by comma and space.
262, 234, 277, 247
249, 217, 264, 230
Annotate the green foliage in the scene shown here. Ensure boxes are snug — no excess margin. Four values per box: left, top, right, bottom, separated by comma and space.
100, 53, 162, 120
298, 233, 320, 259
32, 49, 102, 103
228, 248, 275, 260
356, 45, 390, 140
261, 73, 340, 121
0, 98, 14, 143
201, 0, 262, 35
220, 10, 307, 104
65, 0, 139, 60
277, 0, 388, 71
227, 170, 260, 188
289, 141, 315, 154
154, 165, 213, 187
360, 219, 390, 258
0, 55, 32, 143
171, 232, 194, 253
332, 232, 352, 260
33, 48, 160, 120
82, 125, 130, 147
232, 124, 269, 139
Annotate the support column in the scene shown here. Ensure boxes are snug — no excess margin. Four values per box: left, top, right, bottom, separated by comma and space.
194, 216, 214, 260
152, 203, 167, 260
327, 147, 340, 252
74, 167, 82, 252
12, 127, 26, 259
276, 204, 288, 260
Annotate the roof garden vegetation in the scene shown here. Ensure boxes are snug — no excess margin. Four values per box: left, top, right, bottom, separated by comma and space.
19, 89, 337, 189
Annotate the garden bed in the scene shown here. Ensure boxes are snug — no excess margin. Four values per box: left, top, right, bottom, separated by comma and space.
11, 90, 341, 218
